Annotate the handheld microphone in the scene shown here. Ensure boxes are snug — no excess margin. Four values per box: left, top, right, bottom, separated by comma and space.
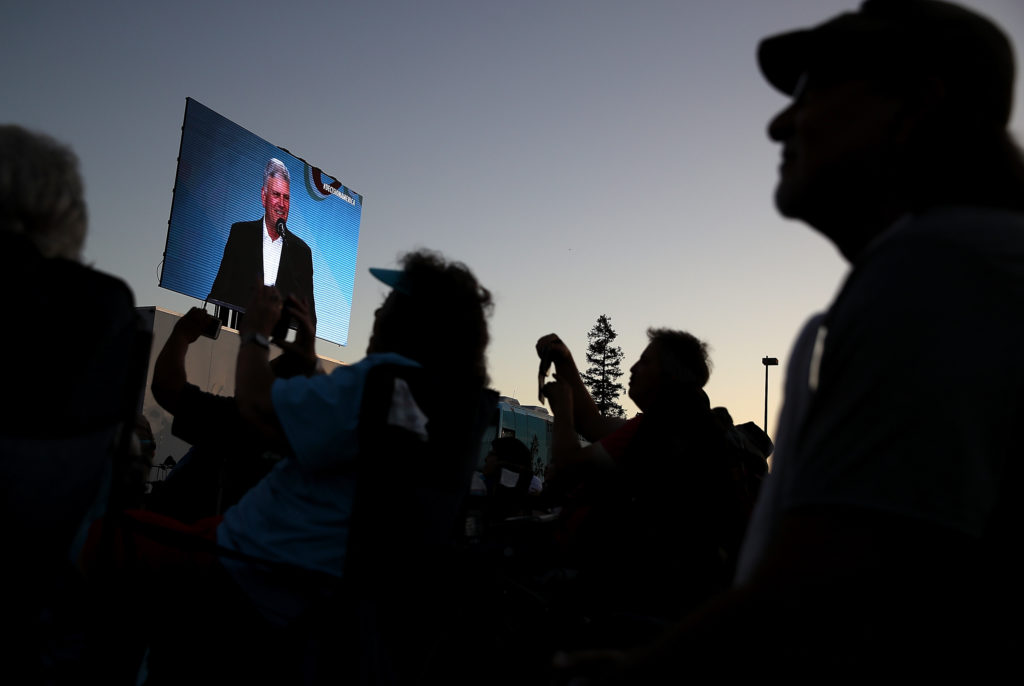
275, 218, 288, 240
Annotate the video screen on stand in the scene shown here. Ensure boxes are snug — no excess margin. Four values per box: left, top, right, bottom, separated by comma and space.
160, 97, 363, 346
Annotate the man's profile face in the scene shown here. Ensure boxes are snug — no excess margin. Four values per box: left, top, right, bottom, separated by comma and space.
768, 74, 905, 228
628, 342, 664, 411
261, 175, 290, 228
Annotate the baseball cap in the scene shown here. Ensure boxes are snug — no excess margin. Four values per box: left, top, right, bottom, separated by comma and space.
758, 0, 1015, 127
369, 267, 413, 295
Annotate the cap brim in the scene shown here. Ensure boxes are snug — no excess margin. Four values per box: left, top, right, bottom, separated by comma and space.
757, 9, 917, 98
369, 267, 412, 295
758, 29, 813, 96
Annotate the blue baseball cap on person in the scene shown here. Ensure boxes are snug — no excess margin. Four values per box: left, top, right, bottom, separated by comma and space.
369, 267, 413, 295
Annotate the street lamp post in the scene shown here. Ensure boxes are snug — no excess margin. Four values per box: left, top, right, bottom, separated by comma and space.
762, 356, 779, 434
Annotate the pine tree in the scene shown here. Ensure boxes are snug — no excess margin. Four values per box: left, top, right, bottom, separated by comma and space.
582, 314, 626, 418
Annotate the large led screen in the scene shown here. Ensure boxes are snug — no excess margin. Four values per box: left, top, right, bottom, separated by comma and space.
160, 98, 363, 346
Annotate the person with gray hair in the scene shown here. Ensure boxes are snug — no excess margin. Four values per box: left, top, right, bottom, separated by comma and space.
262, 157, 290, 187
208, 156, 316, 330
0, 124, 88, 260
0, 123, 140, 432
2, 124, 144, 681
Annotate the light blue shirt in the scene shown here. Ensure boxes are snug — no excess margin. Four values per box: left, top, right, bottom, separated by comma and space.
217, 352, 419, 624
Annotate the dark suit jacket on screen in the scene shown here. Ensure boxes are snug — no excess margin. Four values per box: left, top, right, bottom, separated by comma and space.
208, 219, 316, 329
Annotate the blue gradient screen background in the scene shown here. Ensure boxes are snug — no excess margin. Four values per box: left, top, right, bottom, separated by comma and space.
160, 98, 362, 346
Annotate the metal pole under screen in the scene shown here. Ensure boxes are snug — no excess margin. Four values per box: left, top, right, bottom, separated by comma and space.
762, 356, 778, 434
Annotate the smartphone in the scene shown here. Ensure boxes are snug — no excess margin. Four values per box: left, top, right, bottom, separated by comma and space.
200, 312, 222, 340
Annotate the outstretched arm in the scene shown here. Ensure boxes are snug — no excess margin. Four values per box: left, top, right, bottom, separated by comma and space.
537, 333, 626, 442
236, 285, 290, 452
152, 307, 217, 415
541, 376, 615, 488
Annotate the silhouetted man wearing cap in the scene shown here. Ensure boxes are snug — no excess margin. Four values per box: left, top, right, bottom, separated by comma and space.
557, 2, 1024, 681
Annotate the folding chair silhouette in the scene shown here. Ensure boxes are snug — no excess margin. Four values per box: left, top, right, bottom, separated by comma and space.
305, 363, 497, 684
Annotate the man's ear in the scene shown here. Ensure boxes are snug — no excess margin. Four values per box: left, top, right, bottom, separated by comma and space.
260, 185, 268, 209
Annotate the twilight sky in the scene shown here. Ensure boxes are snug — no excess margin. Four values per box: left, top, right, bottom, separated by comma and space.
4, 0, 1022, 433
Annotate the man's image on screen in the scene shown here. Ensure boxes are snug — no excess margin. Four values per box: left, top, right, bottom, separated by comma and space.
208, 158, 316, 330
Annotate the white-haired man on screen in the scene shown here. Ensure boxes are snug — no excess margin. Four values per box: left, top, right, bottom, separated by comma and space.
208, 157, 316, 330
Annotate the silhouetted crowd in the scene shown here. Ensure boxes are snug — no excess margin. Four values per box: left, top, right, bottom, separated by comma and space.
5, 1, 1024, 684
